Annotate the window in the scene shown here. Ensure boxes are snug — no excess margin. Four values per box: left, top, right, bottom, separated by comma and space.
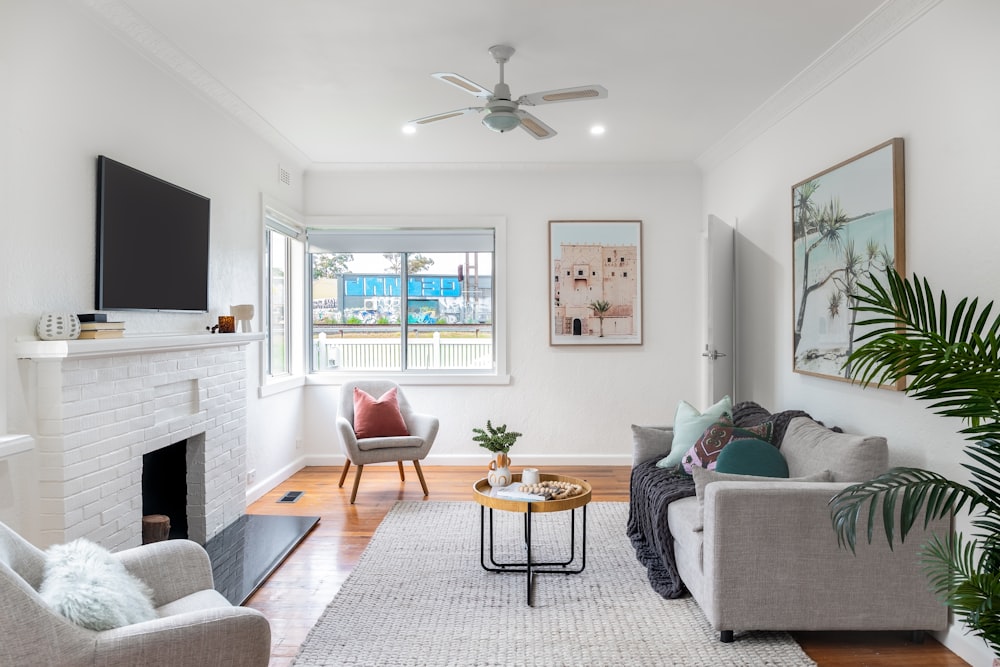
306, 222, 502, 376
264, 206, 305, 383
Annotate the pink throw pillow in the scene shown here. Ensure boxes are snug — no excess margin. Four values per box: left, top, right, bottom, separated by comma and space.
353, 387, 409, 439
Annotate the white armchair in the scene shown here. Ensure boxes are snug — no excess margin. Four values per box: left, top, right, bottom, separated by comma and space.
337, 380, 439, 503
0, 521, 271, 666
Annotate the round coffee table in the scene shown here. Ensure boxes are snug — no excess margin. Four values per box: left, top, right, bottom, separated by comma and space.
472, 472, 592, 606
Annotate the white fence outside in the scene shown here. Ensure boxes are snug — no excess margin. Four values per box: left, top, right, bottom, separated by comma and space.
315, 333, 493, 370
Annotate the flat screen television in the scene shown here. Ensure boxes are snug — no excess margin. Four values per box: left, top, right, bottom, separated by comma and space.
96, 155, 210, 312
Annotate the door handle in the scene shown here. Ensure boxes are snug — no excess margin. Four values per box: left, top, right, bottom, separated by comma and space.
702, 345, 727, 360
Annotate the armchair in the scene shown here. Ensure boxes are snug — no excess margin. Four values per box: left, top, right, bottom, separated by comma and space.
337, 380, 439, 503
0, 521, 270, 666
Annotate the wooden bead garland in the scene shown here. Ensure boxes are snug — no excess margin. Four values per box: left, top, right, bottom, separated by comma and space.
519, 480, 583, 500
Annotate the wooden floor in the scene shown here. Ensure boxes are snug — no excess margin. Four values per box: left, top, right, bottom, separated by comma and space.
246, 465, 969, 667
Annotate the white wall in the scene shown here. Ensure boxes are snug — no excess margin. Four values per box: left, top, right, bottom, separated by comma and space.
302, 164, 704, 464
1, 2, 307, 530
702, 2, 1000, 664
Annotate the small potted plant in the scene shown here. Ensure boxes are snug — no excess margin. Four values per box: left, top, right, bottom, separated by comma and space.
473, 420, 522, 487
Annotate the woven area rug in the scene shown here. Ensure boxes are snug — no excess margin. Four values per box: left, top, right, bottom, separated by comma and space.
293, 501, 816, 666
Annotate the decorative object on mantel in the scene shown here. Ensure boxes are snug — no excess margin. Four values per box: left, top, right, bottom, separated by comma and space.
78, 320, 125, 339
217, 315, 236, 333
230, 304, 254, 333
36, 313, 80, 340
473, 420, 521, 488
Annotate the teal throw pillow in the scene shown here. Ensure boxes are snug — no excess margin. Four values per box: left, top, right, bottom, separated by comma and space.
715, 438, 788, 478
656, 395, 732, 468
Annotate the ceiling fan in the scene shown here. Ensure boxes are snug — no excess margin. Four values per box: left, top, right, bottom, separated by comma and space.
407, 45, 608, 140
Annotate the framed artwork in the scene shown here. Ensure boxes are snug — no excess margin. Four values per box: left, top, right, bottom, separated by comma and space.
549, 220, 642, 346
791, 138, 905, 387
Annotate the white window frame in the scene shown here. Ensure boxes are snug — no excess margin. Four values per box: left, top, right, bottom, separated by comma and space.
304, 215, 509, 386
261, 199, 306, 396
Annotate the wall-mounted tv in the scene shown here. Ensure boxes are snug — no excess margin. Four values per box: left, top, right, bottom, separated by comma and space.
96, 156, 210, 312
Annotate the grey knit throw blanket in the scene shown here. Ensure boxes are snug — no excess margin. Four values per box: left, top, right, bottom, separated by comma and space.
626, 401, 819, 598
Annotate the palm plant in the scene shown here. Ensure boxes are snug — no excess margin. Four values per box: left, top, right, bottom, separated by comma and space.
830, 268, 1000, 655
590, 300, 611, 337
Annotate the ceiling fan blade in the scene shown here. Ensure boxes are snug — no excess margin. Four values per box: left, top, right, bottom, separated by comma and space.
431, 72, 493, 98
517, 84, 608, 106
408, 107, 483, 125
515, 110, 557, 140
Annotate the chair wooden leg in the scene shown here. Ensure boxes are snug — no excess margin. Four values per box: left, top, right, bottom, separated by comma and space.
338, 460, 351, 488
350, 464, 364, 504
397, 460, 405, 481
413, 460, 429, 496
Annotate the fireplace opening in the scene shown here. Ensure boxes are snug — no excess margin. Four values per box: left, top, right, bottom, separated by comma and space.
142, 440, 189, 540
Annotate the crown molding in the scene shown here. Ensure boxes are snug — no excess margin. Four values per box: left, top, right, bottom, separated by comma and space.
695, 0, 943, 172
82, 0, 311, 166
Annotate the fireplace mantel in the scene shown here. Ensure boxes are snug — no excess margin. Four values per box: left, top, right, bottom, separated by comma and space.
15, 332, 263, 360
15, 332, 261, 549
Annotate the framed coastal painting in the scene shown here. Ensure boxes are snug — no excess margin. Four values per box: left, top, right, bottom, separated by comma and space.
549, 220, 642, 346
791, 138, 905, 387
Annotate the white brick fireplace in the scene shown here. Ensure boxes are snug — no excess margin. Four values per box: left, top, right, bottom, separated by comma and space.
15, 333, 260, 550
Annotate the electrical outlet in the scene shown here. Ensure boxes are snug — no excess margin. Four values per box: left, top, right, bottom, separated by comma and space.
296, 438, 303, 450
248, 468, 257, 485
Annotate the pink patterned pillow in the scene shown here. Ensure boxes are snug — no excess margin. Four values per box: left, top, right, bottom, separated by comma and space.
682, 415, 773, 474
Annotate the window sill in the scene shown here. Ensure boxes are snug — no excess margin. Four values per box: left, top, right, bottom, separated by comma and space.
305, 372, 511, 387
259, 375, 306, 397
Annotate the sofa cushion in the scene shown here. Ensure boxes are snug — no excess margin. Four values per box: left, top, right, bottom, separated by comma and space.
682, 416, 773, 474
632, 425, 673, 465
715, 438, 788, 477
656, 396, 731, 468
689, 466, 833, 531
781, 417, 888, 482
353, 387, 409, 439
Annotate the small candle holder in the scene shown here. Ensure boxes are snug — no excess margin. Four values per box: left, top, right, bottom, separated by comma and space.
217, 315, 236, 333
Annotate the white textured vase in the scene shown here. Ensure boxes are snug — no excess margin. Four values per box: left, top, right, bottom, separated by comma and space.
487, 452, 511, 488
36, 313, 80, 340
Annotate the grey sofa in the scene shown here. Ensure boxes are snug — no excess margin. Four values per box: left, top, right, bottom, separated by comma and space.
0, 521, 271, 666
631, 415, 950, 642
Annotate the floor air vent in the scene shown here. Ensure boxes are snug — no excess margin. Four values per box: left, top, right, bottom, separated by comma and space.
277, 491, 304, 503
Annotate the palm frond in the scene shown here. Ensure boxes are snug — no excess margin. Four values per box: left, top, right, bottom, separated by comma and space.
845, 270, 1000, 439
922, 534, 1000, 655
830, 467, 979, 553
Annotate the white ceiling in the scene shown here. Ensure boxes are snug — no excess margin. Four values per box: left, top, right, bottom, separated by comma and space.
97, 0, 888, 166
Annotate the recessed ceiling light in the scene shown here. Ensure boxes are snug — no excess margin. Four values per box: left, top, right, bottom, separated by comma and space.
402, 124, 417, 135
590, 125, 606, 136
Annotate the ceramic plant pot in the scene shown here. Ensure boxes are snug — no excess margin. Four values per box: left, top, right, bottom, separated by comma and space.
487, 452, 512, 488
36, 313, 80, 340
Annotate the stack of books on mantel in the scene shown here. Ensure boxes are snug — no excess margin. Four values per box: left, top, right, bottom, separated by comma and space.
77, 314, 125, 339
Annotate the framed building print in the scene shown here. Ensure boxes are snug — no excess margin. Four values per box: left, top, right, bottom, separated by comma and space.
791, 138, 905, 387
549, 220, 642, 346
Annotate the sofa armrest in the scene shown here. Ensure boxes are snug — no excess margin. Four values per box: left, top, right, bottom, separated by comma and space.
700, 481, 949, 632
631, 425, 674, 467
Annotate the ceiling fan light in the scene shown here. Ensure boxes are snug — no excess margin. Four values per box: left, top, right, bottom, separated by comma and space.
482, 111, 520, 133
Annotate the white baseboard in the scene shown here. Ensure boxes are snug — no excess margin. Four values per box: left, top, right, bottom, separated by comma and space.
300, 453, 632, 467
245, 456, 308, 504
935, 626, 993, 667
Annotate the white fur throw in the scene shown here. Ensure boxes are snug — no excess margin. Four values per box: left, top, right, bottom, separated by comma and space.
38, 538, 157, 630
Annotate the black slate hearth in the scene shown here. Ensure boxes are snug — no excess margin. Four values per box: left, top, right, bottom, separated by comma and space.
205, 514, 320, 605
